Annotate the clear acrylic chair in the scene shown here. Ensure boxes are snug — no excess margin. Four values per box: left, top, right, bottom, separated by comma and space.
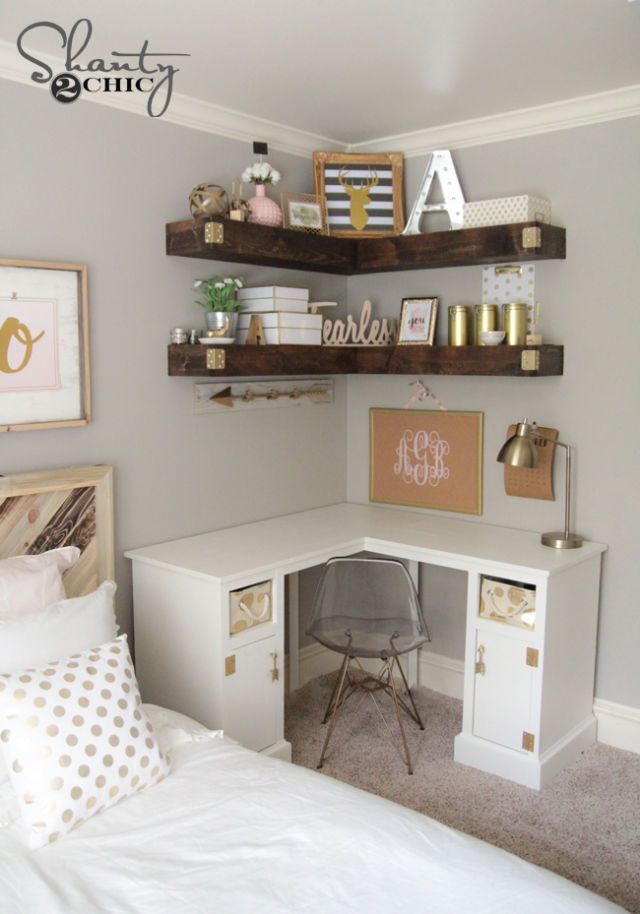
306, 556, 430, 774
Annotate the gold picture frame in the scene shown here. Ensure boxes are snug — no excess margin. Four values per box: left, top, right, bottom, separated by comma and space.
398, 297, 439, 345
281, 192, 329, 235
312, 151, 404, 238
370, 408, 483, 516
0, 258, 90, 432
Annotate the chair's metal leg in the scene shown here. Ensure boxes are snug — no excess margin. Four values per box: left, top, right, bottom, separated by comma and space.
321, 652, 350, 725
396, 656, 425, 730
388, 657, 414, 775
317, 656, 351, 769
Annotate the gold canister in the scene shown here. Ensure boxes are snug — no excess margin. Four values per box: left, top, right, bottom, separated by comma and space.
448, 305, 470, 346
473, 304, 499, 345
502, 302, 528, 345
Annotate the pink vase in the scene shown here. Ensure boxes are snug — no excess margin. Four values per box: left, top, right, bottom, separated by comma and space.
247, 183, 282, 227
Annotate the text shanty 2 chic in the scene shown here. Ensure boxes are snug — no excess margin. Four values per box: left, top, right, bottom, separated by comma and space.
16, 18, 190, 117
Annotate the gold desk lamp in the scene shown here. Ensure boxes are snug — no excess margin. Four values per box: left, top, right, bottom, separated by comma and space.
497, 419, 583, 549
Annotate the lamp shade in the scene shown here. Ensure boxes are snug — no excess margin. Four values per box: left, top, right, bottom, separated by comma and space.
496, 421, 539, 468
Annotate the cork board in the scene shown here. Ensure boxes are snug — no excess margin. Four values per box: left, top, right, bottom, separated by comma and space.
0, 466, 114, 596
504, 425, 558, 500
370, 408, 483, 515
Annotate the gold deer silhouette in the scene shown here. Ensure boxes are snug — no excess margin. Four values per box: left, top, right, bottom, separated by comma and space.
338, 168, 379, 231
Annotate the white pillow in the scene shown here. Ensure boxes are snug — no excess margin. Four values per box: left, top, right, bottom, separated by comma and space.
0, 547, 80, 619
0, 634, 169, 848
0, 581, 117, 828
0, 580, 117, 675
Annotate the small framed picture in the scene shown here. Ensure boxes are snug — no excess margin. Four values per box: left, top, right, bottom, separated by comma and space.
281, 192, 329, 235
398, 297, 439, 345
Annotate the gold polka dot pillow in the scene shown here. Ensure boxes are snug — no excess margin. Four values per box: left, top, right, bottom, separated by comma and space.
0, 635, 169, 848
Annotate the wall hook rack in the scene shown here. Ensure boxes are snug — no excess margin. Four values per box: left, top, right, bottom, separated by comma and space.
194, 379, 334, 414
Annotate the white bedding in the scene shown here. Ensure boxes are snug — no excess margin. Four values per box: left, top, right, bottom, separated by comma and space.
0, 706, 624, 914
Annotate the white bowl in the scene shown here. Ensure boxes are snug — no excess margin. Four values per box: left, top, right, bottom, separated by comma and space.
479, 330, 506, 346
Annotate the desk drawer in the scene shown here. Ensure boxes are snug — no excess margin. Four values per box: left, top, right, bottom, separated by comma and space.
479, 576, 536, 630
229, 580, 272, 636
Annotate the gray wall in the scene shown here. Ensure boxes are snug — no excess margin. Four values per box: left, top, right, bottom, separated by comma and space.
0, 80, 348, 638
346, 118, 640, 707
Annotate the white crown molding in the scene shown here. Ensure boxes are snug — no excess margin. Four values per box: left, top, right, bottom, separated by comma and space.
2, 39, 639, 159
349, 84, 640, 157
0, 39, 344, 158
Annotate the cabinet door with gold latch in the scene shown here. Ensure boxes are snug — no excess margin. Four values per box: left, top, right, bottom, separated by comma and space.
222, 635, 281, 752
472, 629, 539, 754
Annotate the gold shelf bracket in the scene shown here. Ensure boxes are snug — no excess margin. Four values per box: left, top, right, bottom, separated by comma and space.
521, 350, 540, 372
522, 226, 542, 249
204, 222, 224, 245
206, 349, 226, 370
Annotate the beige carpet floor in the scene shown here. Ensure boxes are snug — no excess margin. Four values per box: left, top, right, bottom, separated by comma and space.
285, 673, 640, 913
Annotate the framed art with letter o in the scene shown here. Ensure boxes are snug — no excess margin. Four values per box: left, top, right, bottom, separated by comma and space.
370, 408, 483, 515
0, 258, 90, 432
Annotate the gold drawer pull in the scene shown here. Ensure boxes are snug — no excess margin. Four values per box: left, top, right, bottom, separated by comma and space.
475, 644, 486, 675
270, 651, 279, 683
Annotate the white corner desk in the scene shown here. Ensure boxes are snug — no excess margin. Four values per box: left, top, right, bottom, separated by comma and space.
126, 502, 606, 789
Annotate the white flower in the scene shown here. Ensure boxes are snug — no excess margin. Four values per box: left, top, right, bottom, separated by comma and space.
214, 282, 225, 290
234, 278, 243, 287
259, 162, 271, 179
241, 168, 252, 183
223, 277, 234, 284
193, 279, 203, 288
270, 169, 281, 185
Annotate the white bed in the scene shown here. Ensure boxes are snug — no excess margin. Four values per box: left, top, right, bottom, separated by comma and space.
0, 705, 624, 914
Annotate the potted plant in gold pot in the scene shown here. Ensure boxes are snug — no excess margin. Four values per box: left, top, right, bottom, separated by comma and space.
194, 275, 244, 340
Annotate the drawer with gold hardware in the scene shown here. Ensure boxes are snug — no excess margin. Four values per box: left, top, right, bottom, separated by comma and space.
229, 580, 272, 635
478, 576, 536, 630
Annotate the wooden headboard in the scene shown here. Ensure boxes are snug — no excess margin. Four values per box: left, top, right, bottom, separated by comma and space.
0, 466, 114, 597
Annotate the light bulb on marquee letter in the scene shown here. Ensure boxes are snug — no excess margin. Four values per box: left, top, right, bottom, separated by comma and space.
403, 150, 466, 235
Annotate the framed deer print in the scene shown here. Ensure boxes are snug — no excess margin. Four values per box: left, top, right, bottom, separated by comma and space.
0, 259, 90, 432
370, 408, 483, 515
313, 151, 404, 238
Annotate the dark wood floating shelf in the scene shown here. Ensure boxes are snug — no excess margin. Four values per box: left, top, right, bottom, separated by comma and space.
166, 217, 566, 276
168, 344, 563, 378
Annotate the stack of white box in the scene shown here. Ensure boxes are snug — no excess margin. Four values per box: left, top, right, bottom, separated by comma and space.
236, 286, 322, 345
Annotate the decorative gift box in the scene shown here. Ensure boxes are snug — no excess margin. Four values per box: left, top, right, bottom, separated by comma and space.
462, 195, 551, 229
237, 285, 309, 313
236, 327, 322, 345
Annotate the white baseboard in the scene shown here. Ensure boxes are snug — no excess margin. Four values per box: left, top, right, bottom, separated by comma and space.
593, 698, 640, 754
417, 650, 465, 700
295, 644, 640, 756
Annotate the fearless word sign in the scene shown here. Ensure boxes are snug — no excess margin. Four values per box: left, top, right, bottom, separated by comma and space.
322, 299, 395, 346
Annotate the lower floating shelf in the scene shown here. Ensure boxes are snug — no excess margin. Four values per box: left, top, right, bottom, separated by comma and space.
168, 343, 563, 378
